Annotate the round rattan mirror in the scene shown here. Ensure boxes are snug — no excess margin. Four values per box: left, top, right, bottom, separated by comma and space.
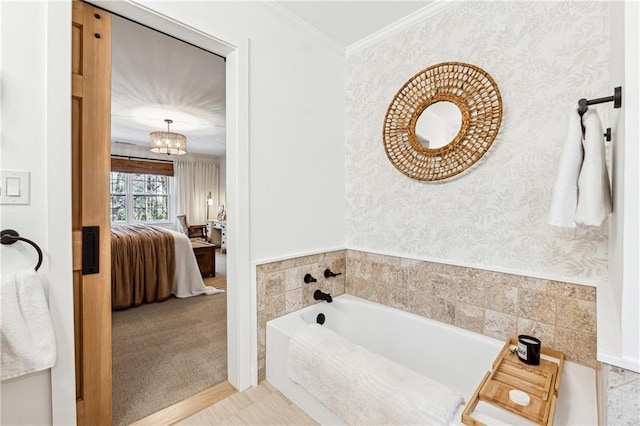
383, 62, 502, 181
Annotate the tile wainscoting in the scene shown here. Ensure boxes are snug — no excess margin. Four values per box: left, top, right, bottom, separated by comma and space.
256, 250, 346, 381
257, 249, 597, 381
346, 250, 597, 369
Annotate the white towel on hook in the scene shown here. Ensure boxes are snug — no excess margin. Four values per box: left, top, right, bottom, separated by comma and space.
574, 109, 612, 225
1, 270, 57, 380
548, 105, 583, 227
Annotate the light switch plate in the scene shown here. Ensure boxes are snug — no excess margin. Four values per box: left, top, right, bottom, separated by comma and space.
0, 170, 30, 205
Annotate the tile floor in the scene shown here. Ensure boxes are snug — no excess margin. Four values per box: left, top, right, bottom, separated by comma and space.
177, 382, 317, 425
604, 364, 640, 425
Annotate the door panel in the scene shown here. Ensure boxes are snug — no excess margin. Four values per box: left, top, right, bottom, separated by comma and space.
71, 1, 112, 424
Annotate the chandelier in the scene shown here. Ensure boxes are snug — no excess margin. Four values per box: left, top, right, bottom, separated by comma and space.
150, 119, 187, 155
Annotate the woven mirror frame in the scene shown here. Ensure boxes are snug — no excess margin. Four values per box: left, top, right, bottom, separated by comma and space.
383, 62, 503, 181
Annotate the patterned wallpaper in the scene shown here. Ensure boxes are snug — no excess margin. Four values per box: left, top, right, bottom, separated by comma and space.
345, 1, 610, 285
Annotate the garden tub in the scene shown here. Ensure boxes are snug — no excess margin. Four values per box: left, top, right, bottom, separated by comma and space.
266, 294, 597, 425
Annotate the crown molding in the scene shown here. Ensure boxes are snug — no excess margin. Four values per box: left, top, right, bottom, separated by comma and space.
346, 0, 464, 57
260, 1, 345, 57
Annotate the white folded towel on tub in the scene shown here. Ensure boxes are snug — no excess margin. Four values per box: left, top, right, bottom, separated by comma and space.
1, 270, 57, 380
288, 324, 464, 425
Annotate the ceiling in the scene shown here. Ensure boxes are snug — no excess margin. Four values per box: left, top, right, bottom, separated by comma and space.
111, 15, 226, 156
277, 1, 431, 47
111, 2, 431, 157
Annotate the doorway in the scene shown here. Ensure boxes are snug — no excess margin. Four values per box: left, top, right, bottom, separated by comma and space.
108, 16, 229, 423
67, 1, 252, 424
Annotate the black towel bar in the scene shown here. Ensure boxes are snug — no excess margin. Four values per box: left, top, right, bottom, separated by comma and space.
1, 229, 43, 271
578, 86, 622, 115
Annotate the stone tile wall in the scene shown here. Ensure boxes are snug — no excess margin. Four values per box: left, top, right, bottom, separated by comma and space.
345, 250, 597, 368
256, 250, 346, 381
257, 248, 598, 383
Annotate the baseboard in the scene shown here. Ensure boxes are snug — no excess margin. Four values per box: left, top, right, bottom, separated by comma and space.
130, 381, 237, 425
597, 352, 640, 373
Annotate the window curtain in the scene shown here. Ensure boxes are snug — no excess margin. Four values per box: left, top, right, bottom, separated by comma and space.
174, 160, 219, 226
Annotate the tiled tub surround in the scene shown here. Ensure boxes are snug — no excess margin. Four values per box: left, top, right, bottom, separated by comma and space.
256, 250, 346, 381
345, 250, 597, 369
258, 249, 597, 381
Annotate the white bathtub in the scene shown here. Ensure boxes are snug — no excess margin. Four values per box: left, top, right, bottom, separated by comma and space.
266, 294, 597, 425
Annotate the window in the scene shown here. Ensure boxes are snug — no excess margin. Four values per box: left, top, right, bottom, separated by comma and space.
110, 172, 170, 223
110, 172, 127, 222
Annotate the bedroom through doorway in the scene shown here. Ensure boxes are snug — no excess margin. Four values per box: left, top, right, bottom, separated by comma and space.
108, 13, 228, 426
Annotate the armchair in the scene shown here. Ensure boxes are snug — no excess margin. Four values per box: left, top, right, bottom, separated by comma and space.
176, 215, 207, 241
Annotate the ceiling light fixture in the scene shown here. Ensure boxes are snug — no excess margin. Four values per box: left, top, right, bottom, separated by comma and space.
150, 119, 187, 155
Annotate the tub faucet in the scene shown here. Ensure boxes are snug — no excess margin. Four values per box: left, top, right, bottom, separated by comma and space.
314, 289, 332, 303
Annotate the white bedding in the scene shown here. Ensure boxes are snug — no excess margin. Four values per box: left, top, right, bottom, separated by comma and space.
167, 229, 224, 297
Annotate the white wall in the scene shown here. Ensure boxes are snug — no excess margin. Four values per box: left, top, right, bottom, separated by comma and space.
345, 1, 610, 286
111, 142, 223, 165
0, 0, 345, 423
218, 156, 226, 207
619, 0, 640, 371
600, 0, 640, 373
1, 2, 72, 424
135, 1, 346, 262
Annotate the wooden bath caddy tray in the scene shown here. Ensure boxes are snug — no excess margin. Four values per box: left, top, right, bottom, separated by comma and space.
462, 338, 564, 426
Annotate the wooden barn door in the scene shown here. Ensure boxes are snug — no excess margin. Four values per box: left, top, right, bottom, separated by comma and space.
72, 1, 112, 424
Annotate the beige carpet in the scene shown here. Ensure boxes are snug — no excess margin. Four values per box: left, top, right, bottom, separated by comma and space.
204, 276, 226, 290
112, 250, 227, 426
205, 250, 227, 290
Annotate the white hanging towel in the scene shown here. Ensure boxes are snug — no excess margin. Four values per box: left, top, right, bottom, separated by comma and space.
1, 270, 57, 380
574, 109, 612, 225
548, 105, 583, 227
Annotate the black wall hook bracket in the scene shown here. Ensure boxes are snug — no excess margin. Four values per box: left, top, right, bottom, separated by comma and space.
1, 229, 43, 271
577, 86, 621, 141
578, 86, 622, 116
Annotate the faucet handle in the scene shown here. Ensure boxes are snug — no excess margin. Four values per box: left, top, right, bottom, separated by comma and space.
304, 273, 317, 284
324, 268, 342, 278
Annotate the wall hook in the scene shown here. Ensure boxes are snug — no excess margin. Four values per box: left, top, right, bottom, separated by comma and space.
578, 86, 622, 116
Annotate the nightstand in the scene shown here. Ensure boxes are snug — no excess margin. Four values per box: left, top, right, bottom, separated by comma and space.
191, 240, 216, 277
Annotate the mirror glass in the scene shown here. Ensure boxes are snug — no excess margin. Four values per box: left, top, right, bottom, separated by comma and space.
415, 101, 462, 149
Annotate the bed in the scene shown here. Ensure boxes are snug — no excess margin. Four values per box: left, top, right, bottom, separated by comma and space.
111, 224, 221, 309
